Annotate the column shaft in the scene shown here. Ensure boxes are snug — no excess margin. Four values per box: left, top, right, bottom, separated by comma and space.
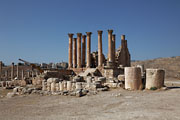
112, 34, 116, 64
82, 35, 86, 67
108, 30, 113, 62
86, 32, 92, 68
73, 38, 77, 68
98, 30, 103, 67
77, 33, 82, 68
11, 62, 14, 80
68, 33, 74, 68
17, 64, 19, 79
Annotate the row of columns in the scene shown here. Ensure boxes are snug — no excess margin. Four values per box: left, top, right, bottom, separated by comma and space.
68, 30, 117, 68
0, 62, 37, 81
68, 32, 92, 68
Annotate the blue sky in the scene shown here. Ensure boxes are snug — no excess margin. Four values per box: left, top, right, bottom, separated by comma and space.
0, 0, 180, 65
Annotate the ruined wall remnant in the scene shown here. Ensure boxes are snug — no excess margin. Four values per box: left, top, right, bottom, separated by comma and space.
116, 35, 131, 67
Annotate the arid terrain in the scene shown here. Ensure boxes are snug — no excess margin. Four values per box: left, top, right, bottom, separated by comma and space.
0, 57, 180, 120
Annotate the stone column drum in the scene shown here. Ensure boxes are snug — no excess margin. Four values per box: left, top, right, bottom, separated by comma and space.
125, 67, 142, 90
108, 30, 113, 62
68, 33, 74, 68
146, 69, 165, 89
67, 81, 72, 91
73, 38, 77, 68
76, 82, 82, 90
82, 35, 86, 67
86, 32, 92, 68
51, 82, 55, 92
77, 33, 82, 68
59, 82, 64, 91
112, 34, 116, 64
98, 30, 103, 67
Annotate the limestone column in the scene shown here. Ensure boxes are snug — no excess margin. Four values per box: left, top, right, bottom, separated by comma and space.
77, 33, 82, 68
108, 30, 113, 62
22, 70, 24, 80
112, 34, 116, 64
0, 61, 2, 81
68, 33, 74, 68
125, 67, 142, 90
11, 62, 14, 80
27, 70, 30, 78
146, 69, 165, 89
82, 35, 86, 67
86, 32, 92, 68
16, 64, 19, 79
5, 70, 8, 80
73, 38, 77, 68
98, 30, 103, 67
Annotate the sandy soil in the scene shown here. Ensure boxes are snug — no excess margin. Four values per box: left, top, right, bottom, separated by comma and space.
0, 78, 180, 120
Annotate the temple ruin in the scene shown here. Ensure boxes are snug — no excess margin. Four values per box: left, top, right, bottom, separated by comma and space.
68, 30, 131, 78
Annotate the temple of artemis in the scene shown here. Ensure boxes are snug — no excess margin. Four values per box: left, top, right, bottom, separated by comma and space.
68, 29, 131, 77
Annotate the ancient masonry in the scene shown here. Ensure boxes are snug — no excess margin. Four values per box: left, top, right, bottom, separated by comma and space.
67, 30, 131, 77
0, 29, 166, 98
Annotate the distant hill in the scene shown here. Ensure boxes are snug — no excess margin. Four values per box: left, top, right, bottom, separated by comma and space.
131, 56, 180, 79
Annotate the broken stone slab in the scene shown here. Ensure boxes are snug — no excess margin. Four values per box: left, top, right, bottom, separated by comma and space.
6, 92, 16, 98
98, 77, 106, 84
47, 78, 60, 83
118, 75, 125, 81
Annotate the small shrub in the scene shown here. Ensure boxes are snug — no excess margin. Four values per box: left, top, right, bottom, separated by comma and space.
150, 87, 157, 90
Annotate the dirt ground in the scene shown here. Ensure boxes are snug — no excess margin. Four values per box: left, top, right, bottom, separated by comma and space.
0, 78, 180, 120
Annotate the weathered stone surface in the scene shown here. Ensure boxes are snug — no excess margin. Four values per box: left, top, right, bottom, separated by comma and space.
76, 82, 82, 90
118, 75, 125, 81
146, 69, 165, 89
67, 81, 72, 91
6, 92, 15, 98
125, 67, 142, 90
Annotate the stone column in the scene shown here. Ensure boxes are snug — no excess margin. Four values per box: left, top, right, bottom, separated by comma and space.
5, 70, 8, 80
86, 32, 92, 68
108, 30, 113, 62
22, 70, 24, 80
16, 64, 19, 79
0, 61, 2, 81
82, 35, 86, 67
146, 69, 165, 89
73, 38, 77, 68
11, 62, 14, 80
27, 70, 30, 78
125, 67, 142, 90
68, 33, 74, 68
77, 33, 82, 68
98, 30, 103, 67
112, 34, 116, 64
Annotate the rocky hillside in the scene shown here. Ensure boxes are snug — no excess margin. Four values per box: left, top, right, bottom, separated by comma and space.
131, 56, 180, 79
